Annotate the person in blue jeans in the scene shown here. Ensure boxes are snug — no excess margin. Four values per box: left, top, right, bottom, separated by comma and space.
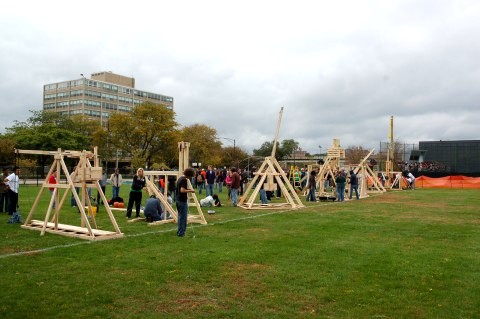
306, 170, 317, 202
335, 170, 347, 202
230, 167, 241, 207
349, 170, 359, 200
176, 168, 195, 237
259, 183, 268, 205
205, 165, 215, 196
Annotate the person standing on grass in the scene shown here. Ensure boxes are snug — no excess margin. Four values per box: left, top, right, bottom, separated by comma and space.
306, 170, 317, 202
259, 182, 268, 205
176, 168, 195, 237
0, 168, 10, 213
97, 170, 107, 208
110, 168, 123, 199
225, 170, 232, 199
196, 169, 205, 194
215, 169, 224, 193
335, 170, 347, 202
5, 166, 20, 215
349, 170, 359, 200
205, 165, 215, 196
230, 167, 241, 207
126, 168, 146, 219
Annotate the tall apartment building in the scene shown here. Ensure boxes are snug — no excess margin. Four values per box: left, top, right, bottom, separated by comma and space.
43, 71, 174, 125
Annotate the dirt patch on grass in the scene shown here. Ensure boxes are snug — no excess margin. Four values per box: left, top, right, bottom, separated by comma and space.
157, 262, 271, 314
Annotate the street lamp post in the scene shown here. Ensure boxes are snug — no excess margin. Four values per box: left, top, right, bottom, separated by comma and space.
219, 137, 236, 167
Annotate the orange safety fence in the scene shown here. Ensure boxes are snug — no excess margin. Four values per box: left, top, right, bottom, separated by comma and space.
416, 176, 480, 189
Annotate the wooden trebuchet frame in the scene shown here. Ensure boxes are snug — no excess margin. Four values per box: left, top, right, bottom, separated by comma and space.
306, 138, 345, 200
141, 171, 206, 226
349, 148, 386, 199
238, 107, 305, 210
19, 147, 123, 241
239, 156, 305, 210
138, 141, 206, 226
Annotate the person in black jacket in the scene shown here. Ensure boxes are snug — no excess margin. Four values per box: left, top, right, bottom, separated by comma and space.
349, 170, 359, 200
126, 168, 146, 218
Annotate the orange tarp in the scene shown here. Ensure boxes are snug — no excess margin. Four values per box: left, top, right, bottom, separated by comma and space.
416, 176, 480, 189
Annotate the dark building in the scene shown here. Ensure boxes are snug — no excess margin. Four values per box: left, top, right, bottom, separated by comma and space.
419, 140, 480, 174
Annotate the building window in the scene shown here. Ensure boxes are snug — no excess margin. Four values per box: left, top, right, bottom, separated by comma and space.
101, 93, 117, 101
118, 96, 132, 103
56, 101, 69, 107
44, 84, 57, 91
85, 90, 102, 98
102, 102, 118, 110
71, 90, 84, 97
119, 87, 131, 94
71, 80, 84, 87
57, 82, 70, 89
87, 80, 99, 88
57, 92, 70, 98
70, 100, 83, 105
118, 105, 131, 112
85, 100, 101, 107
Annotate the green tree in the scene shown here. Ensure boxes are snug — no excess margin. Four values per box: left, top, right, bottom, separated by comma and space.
253, 141, 277, 158
345, 145, 370, 164
108, 102, 179, 169
219, 146, 249, 168
253, 139, 300, 161
5, 111, 97, 175
180, 124, 223, 168
278, 139, 300, 159
0, 135, 16, 167
6, 111, 92, 151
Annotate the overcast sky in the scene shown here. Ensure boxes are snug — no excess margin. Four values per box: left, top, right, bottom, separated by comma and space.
1, 0, 479, 154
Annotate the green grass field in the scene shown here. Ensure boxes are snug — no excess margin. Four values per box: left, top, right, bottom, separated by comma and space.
0, 186, 479, 319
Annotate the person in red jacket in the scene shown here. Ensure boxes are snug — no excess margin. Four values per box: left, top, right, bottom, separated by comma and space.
48, 170, 57, 208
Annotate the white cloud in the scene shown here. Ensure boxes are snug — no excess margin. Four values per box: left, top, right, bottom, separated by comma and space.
1, 0, 480, 156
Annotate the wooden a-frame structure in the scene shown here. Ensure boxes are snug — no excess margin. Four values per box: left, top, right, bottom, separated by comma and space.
239, 107, 304, 210
131, 142, 206, 226
304, 139, 345, 200
19, 147, 123, 241
349, 149, 386, 199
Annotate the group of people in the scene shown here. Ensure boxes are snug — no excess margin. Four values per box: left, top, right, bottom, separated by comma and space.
305, 168, 359, 202
122, 166, 226, 237
193, 166, 248, 199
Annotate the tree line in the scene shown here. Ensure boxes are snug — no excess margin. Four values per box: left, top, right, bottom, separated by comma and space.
0, 103, 305, 174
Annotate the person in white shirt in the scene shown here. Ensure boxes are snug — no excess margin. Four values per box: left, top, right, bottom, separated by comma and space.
407, 171, 415, 190
4, 166, 20, 215
110, 168, 123, 199
199, 194, 221, 207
